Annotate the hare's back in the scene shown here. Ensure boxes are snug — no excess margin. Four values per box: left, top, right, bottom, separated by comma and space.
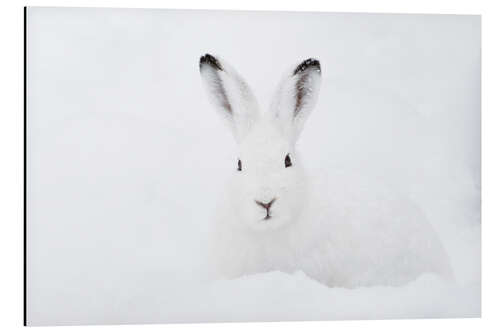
308, 170, 451, 286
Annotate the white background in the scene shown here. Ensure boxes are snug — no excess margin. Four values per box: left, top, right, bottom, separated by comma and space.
0, 0, 499, 332
24, 5, 480, 325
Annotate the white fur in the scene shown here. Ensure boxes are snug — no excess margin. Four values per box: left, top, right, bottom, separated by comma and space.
200, 55, 452, 288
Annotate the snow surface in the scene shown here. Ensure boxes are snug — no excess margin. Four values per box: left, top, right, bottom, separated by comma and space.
26, 7, 480, 325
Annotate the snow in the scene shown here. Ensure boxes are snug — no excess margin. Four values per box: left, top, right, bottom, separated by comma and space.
26, 7, 480, 325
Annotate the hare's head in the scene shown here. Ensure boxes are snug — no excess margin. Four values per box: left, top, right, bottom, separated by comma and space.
200, 54, 321, 231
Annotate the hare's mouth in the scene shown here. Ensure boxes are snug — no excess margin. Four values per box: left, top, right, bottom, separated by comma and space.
258, 208, 273, 221
255, 198, 277, 221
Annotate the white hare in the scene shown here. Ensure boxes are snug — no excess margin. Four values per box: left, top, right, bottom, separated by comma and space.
199, 54, 452, 288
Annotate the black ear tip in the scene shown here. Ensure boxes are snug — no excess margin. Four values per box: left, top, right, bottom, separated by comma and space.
199, 53, 223, 71
293, 58, 321, 75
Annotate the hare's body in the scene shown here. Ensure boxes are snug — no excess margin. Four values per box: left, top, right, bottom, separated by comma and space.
200, 54, 451, 288
212, 170, 451, 287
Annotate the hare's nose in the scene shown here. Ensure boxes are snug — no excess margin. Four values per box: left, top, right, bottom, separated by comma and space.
255, 198, 276, 210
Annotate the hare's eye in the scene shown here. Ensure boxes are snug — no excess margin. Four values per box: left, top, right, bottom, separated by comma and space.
237, 159, 242, 171
285, 154, 292, 168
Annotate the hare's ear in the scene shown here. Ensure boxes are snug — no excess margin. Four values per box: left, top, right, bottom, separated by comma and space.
270, 58, 321, 143
199, 54, 259, 142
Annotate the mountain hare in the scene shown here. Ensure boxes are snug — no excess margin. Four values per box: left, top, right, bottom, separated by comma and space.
199, 53, 452, 288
